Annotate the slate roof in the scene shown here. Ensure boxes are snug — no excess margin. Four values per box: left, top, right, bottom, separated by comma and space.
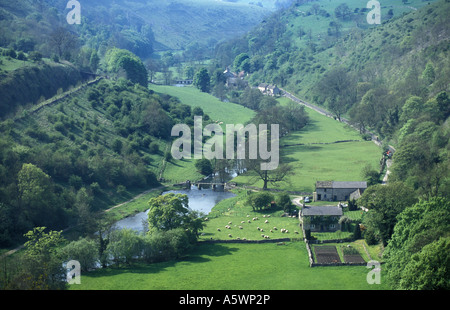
316, 181, 367, 189
301, 206, 343, 217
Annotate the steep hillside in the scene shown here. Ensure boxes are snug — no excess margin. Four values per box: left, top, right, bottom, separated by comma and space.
0, 56, 84, 119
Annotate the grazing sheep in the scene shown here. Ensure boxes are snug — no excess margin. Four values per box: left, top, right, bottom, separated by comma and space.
295, 231, 299, 234
239, 226, 243, 229
217, 228, 221, 232
263, 215, 266, 218
265, 220, 269, 223
270, 230, 273, 233
260, 229, 264, 232
241, 221, 245, 224
261, 234, 265, 238
228, 234, 232, 238
228, 222, 232, 225
248, 220, 251, 223
257, 227, 260, 230
281, 229, 286, 233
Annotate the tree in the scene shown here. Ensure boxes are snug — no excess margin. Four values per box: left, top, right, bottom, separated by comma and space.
359, 182, 417, 246
89, 50, 100, 73
147, 194, 205, 238
61, 237, 98, 272
247, 159, 294, 190
233, 53, 250, 72
105, 48, 148, 86
316, 67, 356, 121
195, 158, 213, 176
384, 197, 450, 290
335, 3, 352, 21
18, 163, 57, 227
49, 26, 78, 59
193, 68, 210, 93
106, 228, 142, 266
276, 192, 293, 213
11, 227, 67, 290
246, 191, 275, 211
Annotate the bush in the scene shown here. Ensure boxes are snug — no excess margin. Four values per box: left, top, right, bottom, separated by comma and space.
61, 238, 98, 272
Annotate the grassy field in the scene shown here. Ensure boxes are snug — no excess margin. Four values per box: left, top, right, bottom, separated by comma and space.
149, 85, 255, 127
69, 241, 388, 290
233, 103, 381, 192
199, 190, 302, 241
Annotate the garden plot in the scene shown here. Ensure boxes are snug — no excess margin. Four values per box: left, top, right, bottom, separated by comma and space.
342, 246, 366, 264
313, 246, 341, 264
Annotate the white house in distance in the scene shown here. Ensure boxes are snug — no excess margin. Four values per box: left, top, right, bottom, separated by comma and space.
313, 181, 367, 202
258, 83, 282, 97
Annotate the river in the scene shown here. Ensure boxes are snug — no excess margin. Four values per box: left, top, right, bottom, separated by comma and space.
113, 184, 236, 233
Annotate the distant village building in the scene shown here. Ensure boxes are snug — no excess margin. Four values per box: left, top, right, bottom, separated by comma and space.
258, 83, 282, 97
313, 181, 367, 202
300, 205, 343, 232
224, 67, 247, 89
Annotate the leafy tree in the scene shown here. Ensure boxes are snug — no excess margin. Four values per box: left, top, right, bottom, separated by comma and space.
246, 191, 275, 211
384, 197, 450, 290
105, 48, 148, 86
8, 227, 67, 290
233, 53, 250, 72
106, 228, 142, 266
61, 237, 98, 272
193, 68, 210, 93
18, 163, 58, 227
276, 192, 293, 213
359, 182, 417, 246
195, 158, 213, 176
147, 194, 204, 238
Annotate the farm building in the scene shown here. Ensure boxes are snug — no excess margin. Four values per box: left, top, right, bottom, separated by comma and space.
300, 205, 343, 232
258, 83, 282, 97
313, 181, 367, 202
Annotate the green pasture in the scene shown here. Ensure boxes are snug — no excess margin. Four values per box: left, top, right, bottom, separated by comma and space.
200, 190, 302, 241
69, 241, 388, 290
233, 104, 381, 192
148, 85, 255, 127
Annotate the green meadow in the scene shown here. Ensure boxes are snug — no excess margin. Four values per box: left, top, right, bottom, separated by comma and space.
149, 85, 256, 127
233, 104, 381, 192
70, 242, 387, 290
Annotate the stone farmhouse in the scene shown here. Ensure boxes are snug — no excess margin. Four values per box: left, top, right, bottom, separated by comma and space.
258, 83, 282, 97
313, 181, 367, 202
300, 205, 343, 232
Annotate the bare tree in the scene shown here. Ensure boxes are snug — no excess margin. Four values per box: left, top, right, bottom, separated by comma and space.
48, 26, 78, 59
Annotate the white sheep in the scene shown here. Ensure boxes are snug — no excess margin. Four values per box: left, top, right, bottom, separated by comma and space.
257, 227, 260, 230
265, 220, 269, 223
273, 227, 277, 230
239, 226, 243, 229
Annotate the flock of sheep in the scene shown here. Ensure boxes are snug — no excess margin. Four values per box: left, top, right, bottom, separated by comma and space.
214, 214, 299, 240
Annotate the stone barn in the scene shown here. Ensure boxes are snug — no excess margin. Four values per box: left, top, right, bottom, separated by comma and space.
300, 205, 343, 232
313, 181, 367, 202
